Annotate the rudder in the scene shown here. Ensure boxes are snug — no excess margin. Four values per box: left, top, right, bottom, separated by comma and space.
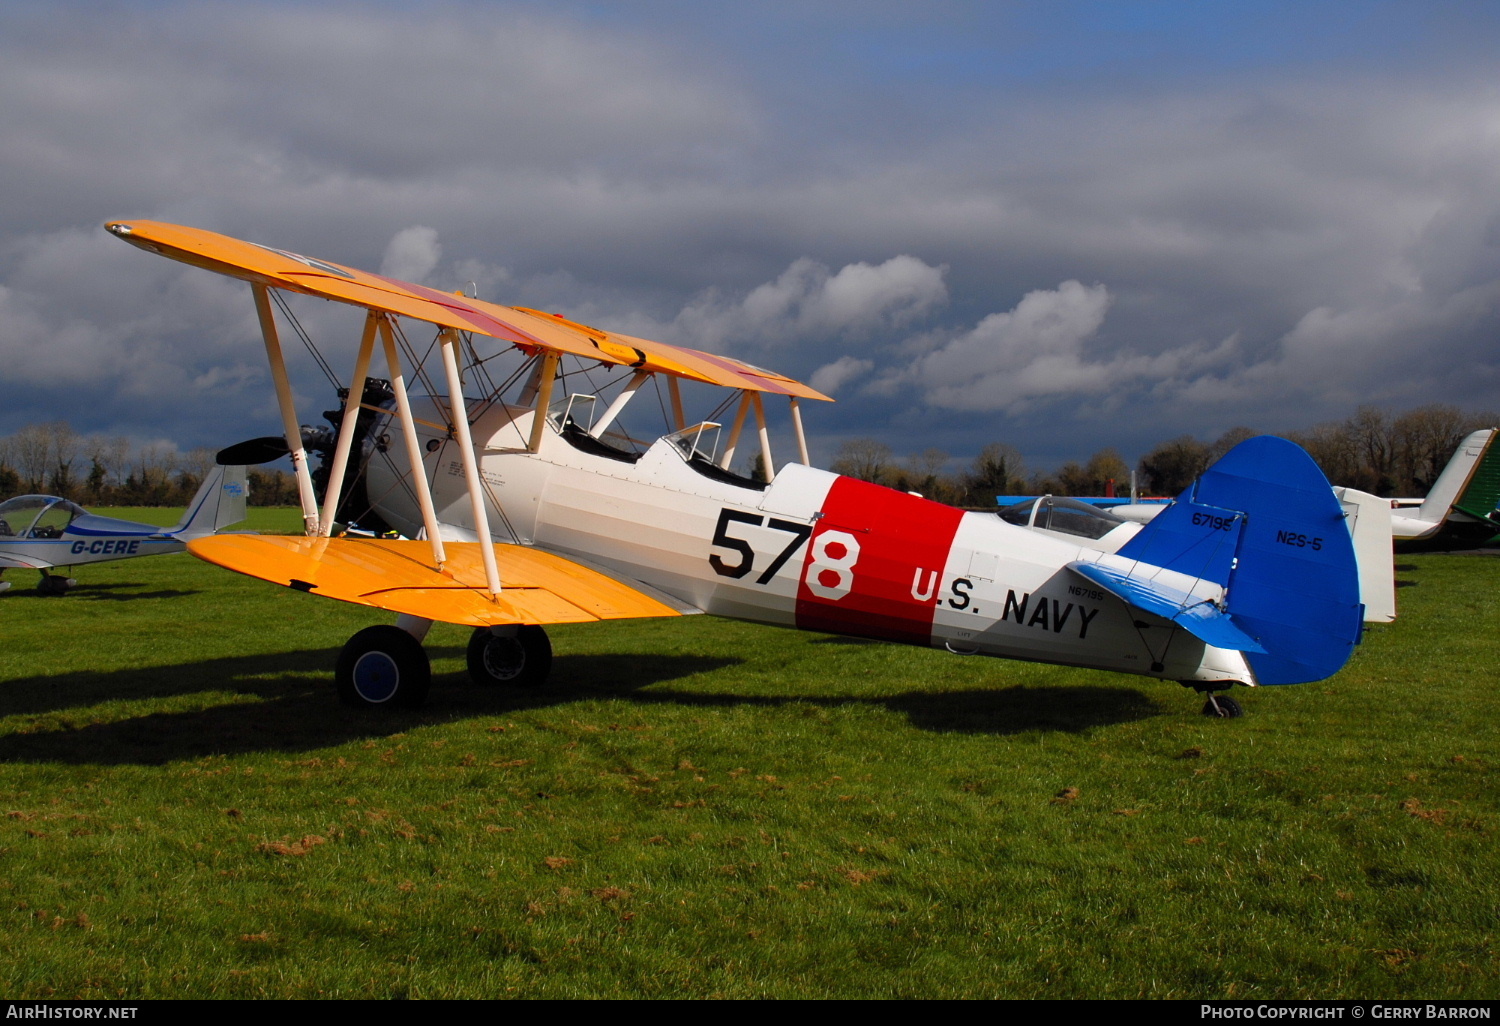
170, 466, 249, 537
1117, 436, 1362, 685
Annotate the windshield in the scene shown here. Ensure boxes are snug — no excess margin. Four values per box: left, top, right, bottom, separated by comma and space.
0, 495, 87, 538
997, 496, 1127, 540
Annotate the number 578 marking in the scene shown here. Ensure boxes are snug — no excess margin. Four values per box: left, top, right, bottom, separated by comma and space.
709, 509, 811, 585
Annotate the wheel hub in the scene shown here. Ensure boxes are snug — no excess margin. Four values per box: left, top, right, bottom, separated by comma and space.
352, 650, 401, 703
481, 636, 526, 681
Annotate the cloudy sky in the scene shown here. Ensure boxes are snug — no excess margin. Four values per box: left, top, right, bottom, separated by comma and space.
4, 0, 1500, 472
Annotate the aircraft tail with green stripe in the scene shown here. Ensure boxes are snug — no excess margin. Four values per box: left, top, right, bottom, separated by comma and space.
1391, 428, 1500, 551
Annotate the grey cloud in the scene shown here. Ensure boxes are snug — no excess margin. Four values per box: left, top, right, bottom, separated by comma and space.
809, 356, 874, 397
660, 254, 947, 352
3, 3, 1500, 469
380, 227, 442, 284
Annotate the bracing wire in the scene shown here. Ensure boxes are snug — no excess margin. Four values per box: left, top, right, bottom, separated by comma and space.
386, 319, 444, 407
270, 289, 341, 391
652, 375, 672, 432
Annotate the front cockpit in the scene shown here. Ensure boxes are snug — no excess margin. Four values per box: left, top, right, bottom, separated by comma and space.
0, 495, 87, 539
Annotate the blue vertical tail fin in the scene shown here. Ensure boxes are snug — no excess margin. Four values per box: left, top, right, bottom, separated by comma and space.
1116, 436, 1363, 685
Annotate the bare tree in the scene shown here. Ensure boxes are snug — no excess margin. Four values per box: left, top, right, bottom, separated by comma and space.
45, 422, 79, 497
1206, 427, 1257, 462
130, 442, 180, 503
964, 442, 1026, 505
1137, 435, 1209, 495
1289, 421, 1366, 490
900, 447, 959, 501
829, 438, 895, 484
1084, 447, 1131, 495
175, 446, 217, 497
0, 433, 16, 496
1392, 404, 1468, 493
909, 447, 950, 481
1345, 405, 1393, 488
10, 422, 54, 492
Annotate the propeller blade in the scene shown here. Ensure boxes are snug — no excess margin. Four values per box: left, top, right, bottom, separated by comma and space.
216, 436, 291, 466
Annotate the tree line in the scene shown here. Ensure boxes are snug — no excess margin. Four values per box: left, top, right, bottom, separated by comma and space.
1139, 404, 1500, 497
0, 421, 297, 507
829, 438, 1133, 506
829, 403, 1499, 505
5, 402, 1494, 509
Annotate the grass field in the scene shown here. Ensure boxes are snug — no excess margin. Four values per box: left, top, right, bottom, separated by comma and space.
90, 506, 306, 534
0, 521, 1495, 998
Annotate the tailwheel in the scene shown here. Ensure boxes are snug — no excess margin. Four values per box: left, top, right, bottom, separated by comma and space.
1201, 692, 1244, 719
336, 625, 431, 709
467, 625, 552, 688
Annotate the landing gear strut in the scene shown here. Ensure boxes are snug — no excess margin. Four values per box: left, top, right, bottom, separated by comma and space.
1180, 680, 1245, 718
1201, 692, 1244, 718
467, 625, 552, 688
335, 625, 431, 709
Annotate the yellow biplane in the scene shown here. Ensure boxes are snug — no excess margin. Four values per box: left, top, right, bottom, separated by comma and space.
106, 220, 1365, 718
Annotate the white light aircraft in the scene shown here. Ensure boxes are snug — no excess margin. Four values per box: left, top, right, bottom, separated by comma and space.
1008, 426, 1500, 622
107, 220, 1366, 719
1384, 428, 1500, 550
1107, 429, 1500, 551
0, 466, 247, 595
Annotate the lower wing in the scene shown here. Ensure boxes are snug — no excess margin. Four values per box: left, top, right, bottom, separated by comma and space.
188, 536, 685, 627
0, 551, 51, 570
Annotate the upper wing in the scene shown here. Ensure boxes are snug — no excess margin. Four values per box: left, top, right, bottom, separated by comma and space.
105, 220, 831, 401
188, 535, 684, 627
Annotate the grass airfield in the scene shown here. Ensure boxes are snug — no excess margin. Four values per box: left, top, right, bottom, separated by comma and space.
0, 515, 1495, 999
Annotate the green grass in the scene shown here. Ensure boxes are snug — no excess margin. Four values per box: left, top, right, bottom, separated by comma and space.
91, 506, 305, 533
0, 542, 1495, 998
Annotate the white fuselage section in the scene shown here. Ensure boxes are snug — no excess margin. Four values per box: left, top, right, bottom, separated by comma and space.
364, 399, 1253, 685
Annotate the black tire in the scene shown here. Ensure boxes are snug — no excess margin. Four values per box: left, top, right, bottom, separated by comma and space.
36, 574, 74, 597
1201, 693, 1244, 719
336, 625, 431, 709
467, 625, 552, 688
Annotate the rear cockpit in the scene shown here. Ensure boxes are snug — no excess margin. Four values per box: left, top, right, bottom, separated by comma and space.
997, 495, 1130, 542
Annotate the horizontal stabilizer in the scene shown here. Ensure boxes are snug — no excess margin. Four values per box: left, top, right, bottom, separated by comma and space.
1067, 560, 1266, 654
188, 535, 681, 627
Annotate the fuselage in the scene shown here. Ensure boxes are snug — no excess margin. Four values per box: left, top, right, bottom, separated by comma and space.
363, 399, 1253, 686
0, 498, 186, 571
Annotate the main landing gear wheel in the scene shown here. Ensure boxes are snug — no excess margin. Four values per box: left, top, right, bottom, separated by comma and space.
1201, 693, 1244, 719
467, 625, 552, 688
36, 574, 76, 597
336, 625, 431, 709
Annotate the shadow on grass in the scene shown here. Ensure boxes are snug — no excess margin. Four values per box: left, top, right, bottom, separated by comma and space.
0, 641, 1161, 764
0, 649, 740, 765
0, 581, 203, 602
621, 682, 1162, 736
